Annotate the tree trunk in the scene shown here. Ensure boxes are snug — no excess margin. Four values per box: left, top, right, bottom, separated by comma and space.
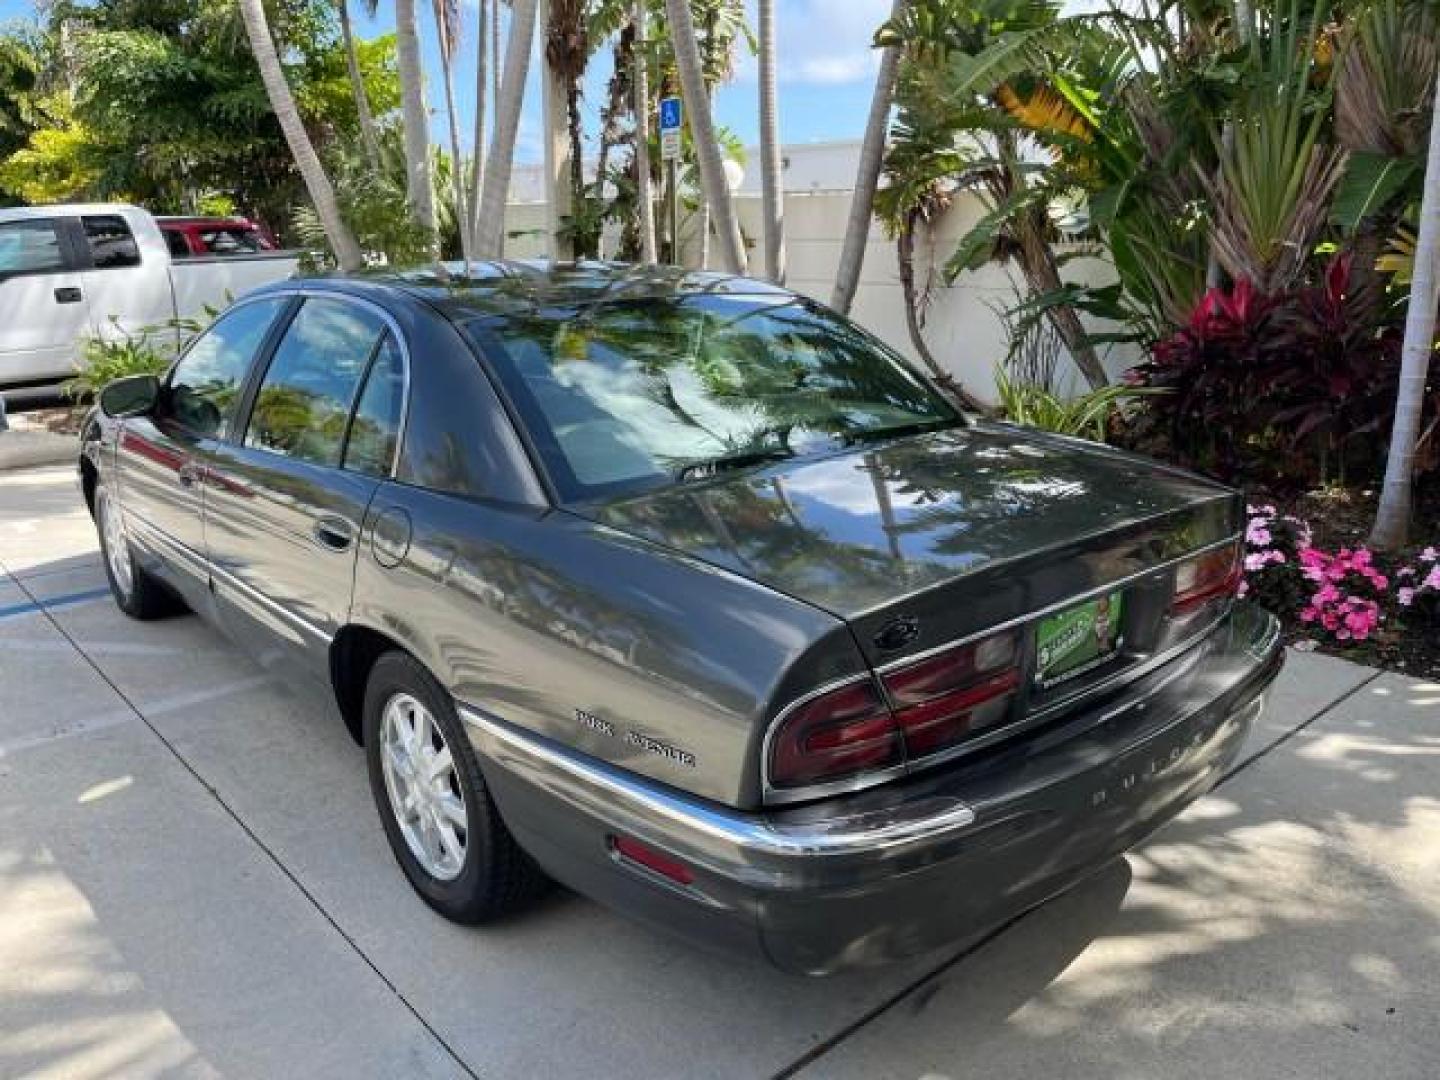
757, 0, 785, 283
1018, 242, 1110, 391
831, 0, 905, 314
1371, 67, 1440, 549
433, 0, 472, 263
492, 0, 501, 122
664, 0, 746, 275
476, 0, 539, 258
633, 0, 657, 263
395, 0, 436, 243
898, 216, 986, 412
541, 0, 574, 261
239, 0, 363, 271
469, 0, 488, 255
338, 0, 380, 169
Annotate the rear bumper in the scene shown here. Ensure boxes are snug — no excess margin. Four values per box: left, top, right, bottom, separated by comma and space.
465, 603, 1283, 974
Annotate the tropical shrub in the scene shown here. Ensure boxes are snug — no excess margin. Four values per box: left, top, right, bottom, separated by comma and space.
993, 367, 1154, 442
1125, 257, 1413, 486
65, 328, 170, 401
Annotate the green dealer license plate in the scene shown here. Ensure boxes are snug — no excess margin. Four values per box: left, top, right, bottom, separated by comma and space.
1035, 591, 1124, 688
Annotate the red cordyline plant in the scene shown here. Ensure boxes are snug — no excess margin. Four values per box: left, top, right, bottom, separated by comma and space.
1126, 256, 1406, 486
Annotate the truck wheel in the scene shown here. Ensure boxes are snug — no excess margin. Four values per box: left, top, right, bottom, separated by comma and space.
364, 651, 547, 922
94, 482, 182, 620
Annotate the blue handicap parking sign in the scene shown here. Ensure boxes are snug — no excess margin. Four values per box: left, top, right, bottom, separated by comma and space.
659, 97, 682, 132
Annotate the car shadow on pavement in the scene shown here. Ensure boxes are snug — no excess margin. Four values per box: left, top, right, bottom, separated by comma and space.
787, 675, 1440, 1078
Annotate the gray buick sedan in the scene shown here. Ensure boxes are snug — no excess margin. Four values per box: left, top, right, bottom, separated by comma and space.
79, 263, 1282, 974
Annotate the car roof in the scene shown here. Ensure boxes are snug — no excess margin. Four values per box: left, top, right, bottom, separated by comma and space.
259, 260, 798, 321
0, 202, 143, 223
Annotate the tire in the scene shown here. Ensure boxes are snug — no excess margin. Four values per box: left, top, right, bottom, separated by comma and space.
363, 651, 547, 923
94, 481, 182, 620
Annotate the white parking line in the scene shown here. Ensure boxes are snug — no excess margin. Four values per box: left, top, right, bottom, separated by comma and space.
0, 674, 274, 759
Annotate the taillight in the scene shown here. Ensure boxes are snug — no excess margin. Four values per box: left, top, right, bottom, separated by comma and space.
768, 681, 901, 788
883, 631, 1020, 759
768, 630, 1021, 793
1172, 543, 1242, 614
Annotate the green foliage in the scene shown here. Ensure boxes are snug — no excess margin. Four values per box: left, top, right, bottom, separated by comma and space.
292, 124, 448, 268
0, 95, 104, 203
1205, 0, 1346, 294
0, 1, 398, 237
993, 365, 1155, 442
66, 322, 173, 401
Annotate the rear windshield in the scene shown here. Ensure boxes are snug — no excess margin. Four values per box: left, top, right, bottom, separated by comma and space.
466, 294, 958, 502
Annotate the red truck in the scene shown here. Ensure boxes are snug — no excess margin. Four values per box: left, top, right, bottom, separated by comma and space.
156, 215, 279, 258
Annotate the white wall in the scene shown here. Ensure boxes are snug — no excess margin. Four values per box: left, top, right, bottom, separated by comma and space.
501, 188, 1137, 403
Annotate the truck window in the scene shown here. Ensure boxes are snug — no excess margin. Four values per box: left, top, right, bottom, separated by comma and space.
82, 215, 142, 269
163, 229, 192, 258
0, 220, 66, 278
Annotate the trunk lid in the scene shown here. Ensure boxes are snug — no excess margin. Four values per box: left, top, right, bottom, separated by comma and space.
578, 423, 1240, 670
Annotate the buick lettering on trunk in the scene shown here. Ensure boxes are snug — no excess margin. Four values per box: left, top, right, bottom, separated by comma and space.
79, 263, 1283, 974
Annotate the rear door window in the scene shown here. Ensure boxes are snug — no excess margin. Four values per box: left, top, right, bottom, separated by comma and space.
342, 333, 405, 478
244, 298, 386, 467
0, 219, 67, 278
82, 215, 142, 269
166, 298, 289, 438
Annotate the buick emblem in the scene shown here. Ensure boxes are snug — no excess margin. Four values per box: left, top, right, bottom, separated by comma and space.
873, 615, 921, 652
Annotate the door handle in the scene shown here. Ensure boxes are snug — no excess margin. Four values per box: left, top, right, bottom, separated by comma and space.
313, 517, 355, 552
177, 462, 203, 488
54, 286, 83, 304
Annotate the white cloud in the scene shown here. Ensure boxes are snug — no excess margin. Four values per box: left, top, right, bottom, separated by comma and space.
732, 0, 890, 86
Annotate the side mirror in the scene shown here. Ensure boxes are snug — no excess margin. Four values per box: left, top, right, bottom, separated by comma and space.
99, 374, 161, 419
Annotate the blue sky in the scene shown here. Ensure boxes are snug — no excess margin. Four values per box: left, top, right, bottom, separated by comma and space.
0, 0, 888, 162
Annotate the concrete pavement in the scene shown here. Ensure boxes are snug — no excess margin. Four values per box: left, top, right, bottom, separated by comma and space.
0, 463, 1436, 1079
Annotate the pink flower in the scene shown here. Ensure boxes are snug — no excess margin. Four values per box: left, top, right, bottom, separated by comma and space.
1398, 587, 1415, 607
1420, 547, 1438, 563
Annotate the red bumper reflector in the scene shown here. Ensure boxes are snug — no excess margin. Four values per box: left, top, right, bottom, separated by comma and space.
610, 834, 695, 886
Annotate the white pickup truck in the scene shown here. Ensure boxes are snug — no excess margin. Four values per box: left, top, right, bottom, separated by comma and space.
0, 203, 300, 398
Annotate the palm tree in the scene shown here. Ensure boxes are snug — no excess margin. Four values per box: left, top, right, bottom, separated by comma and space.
396, 0, 437, 242
633, 0, 657, 262
432, 0, 473, 262
238, 0, 363, 271
543, 0, 588, 260
337, 0, 380, 168
664, 0, 746, 274
477, 0, 540, 257
831, 0, 905, 314
756, 0, 784, 283
469, 0, 489, 254
1371, 66, 1440, 549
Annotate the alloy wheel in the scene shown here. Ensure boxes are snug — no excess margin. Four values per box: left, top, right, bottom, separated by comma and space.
379, 692, 469, 881
98, 488, 134, 597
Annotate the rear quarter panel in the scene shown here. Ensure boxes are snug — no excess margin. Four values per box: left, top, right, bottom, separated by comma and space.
349, 487, 859, 808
